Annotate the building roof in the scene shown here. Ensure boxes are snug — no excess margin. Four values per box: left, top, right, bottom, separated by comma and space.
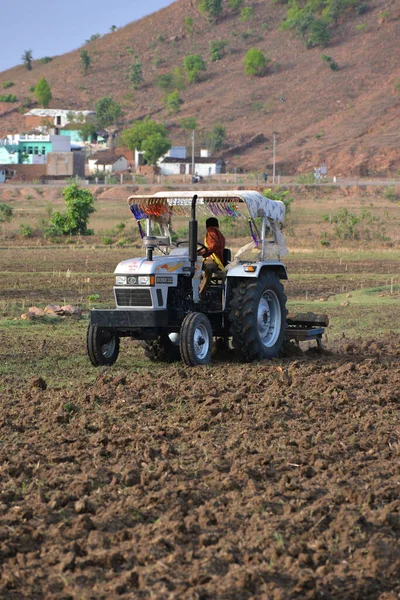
90, 150, 126, 165
24, 109, 95, 118
161, 156, 224, 164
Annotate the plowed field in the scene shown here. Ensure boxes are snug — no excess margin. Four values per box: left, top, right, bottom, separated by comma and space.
0, 245, 399, 600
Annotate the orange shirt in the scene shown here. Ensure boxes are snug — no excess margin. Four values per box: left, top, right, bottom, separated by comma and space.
203, 226, 225, 264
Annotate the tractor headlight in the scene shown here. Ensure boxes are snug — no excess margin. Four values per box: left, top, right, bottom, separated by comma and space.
138, 275, 155, 286
116, 276, 127, 285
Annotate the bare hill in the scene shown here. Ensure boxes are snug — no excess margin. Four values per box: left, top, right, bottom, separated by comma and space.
1, 0, 399, 175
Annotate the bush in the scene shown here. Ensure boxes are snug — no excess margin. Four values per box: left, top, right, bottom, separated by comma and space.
19, 224, 33, 237
322, 54, 339, 70
355, 2, 368, 14
43, 222, 64, 239
384, 186, 399, 203
183, 54, 207, 83
129, 57, 143, 89
227, 0, 244, 11
184, 17, 194, 35
0, 94, 17, 102
307, 19, 331, 47
0, 203, 13, 223
40, 56, 53, 64
86, 33, 101, 43
2, 81, 14, 88
209, 40, 227, 62
244, 48, 269, 77
165, 91, 182, 114
323, 208, 360, 239
102, 236, 113, 245
296, 172, 315, 184
239, 6, 254, 22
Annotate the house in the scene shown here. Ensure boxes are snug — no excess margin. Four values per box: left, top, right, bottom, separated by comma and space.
159, 148, 225, 177
24, 109, 95, 132
2, 134, 70, 164
88, 150, 128, 174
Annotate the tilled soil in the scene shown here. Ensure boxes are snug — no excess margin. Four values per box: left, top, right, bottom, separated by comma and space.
1, 337, 399, 600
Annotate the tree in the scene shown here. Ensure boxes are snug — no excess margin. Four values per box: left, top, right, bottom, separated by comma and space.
110, 25, 117, 32
244, 48, 269, 77
199, 0, 223, 22
94, 97, 122, 129
21, 49, 33, 71
183, 54, 207, 83
80, 49, 91, 76
129, 57, 144, 89
141, 133, 172, 168
34, 78, 52, 108
122, 117, 170, 152
180, 116, 198, 132
49, 184, 95, 236
203, 123, 226, 154
79, 119, 98, 141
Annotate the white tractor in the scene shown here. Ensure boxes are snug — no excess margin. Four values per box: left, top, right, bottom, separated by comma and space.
87, 190, 325, 367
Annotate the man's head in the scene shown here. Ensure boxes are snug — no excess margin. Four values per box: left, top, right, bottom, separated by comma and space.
206, 217, 219, 229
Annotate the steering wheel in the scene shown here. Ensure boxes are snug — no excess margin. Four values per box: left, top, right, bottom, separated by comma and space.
176, 240, 207, 253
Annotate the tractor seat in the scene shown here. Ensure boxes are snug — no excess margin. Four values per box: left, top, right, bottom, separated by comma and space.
210, 248, 231, 283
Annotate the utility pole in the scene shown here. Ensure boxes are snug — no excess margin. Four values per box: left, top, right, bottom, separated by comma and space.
272, 133, 276, 184
191, 130, 195, 178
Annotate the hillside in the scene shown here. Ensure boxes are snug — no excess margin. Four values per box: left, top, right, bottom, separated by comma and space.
0, 0, 399, 175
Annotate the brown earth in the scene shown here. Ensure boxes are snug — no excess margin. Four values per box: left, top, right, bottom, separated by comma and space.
1, 0, 400, 175
0, 184, 399, 598
1, 335, 399, 599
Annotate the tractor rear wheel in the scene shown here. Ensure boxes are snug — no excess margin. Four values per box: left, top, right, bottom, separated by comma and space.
229, 272, 287, 361
87, 325, 120, 366
140, 334, 181, 363
180, 312, 213, 366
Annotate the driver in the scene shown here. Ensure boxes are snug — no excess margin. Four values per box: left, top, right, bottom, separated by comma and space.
199, 217, 226, 295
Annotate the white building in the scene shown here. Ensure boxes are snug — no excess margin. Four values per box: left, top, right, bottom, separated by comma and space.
24, 109, 95, 129
159, 148, 225, 177
88, 150, 128, 174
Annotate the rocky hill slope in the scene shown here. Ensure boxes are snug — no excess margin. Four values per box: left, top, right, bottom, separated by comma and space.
1, 0, 399, 175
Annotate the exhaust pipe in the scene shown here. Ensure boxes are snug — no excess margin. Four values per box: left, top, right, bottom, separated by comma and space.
189, 194, 198, 276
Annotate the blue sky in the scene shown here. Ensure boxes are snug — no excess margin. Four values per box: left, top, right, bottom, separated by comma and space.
1, 0, 175, 73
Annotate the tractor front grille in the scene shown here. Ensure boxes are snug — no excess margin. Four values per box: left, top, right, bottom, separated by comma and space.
115, 288, 152, 307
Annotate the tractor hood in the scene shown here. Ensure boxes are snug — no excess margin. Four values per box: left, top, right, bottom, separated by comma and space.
114, 253, 200, 276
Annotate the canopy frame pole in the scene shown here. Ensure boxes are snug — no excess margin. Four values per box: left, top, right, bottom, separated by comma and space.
261, 215, 267, 261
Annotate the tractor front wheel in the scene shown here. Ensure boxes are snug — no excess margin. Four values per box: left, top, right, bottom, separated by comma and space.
87, 325, 120, 366
230, 272, 287, 361
180, 312, 213, 366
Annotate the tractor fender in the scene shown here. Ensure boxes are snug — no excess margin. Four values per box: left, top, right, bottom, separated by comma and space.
226, 261, 288, 281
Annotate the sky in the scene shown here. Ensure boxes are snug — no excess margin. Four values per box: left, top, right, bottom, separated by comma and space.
1, 0, 175, 73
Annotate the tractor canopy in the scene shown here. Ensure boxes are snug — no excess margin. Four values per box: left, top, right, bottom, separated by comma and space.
127, 190, 285, 223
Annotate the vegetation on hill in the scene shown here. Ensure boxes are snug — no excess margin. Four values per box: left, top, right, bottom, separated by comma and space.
0, 0, 398, 175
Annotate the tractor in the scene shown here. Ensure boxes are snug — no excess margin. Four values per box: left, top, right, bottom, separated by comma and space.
87, 190, 326, 367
